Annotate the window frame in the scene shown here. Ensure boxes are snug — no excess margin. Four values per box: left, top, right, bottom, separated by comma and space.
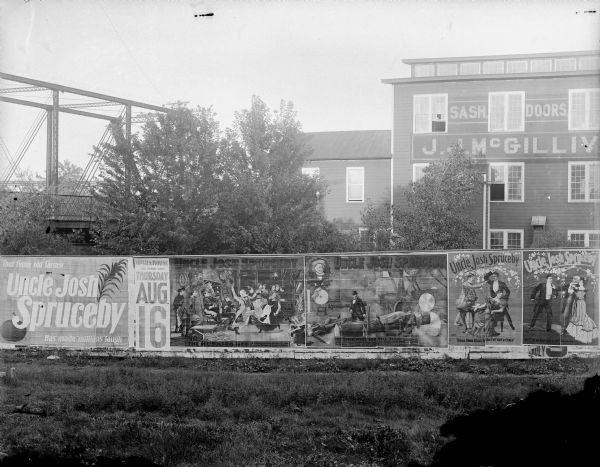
489, 162, 525, 203
568, 161, 600, 202
488, 91, 525, 132
412, 163, 430, 182
413, 94, 448, 134
567, 230, 600, 248
568, 88, 600, 131
489, 229, 524, 250
346, 166, 365, 203
301, 167, 320, 178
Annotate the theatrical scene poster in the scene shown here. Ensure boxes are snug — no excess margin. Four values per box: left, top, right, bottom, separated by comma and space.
449, 251, 522, 346
523, 250, 599, 346
304, 254, 448, 348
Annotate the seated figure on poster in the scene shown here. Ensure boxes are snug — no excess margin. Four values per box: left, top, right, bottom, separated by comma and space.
456, 272, 486, 334
202, 287, 220, 321
563, 277, 598, 344
484, 271, 515, 336
255, 289, 283, 332
251, 284, 269, 310
467, 303, 490, 337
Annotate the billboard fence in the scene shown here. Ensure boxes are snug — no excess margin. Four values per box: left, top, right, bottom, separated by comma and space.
1, 250, 598, 356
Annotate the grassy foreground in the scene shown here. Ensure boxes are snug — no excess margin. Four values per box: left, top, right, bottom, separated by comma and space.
1, 351, 599, 467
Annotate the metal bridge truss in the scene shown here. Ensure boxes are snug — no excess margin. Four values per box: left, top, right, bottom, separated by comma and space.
0, 73, 168, 227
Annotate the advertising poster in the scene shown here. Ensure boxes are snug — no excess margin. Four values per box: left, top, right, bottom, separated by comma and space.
169, 256, 304, 347
304, 254, 448, 348
449, 251, 523, 346
523, 250, 599, 346
0, 256, 131, 348
132, 257, 170, 350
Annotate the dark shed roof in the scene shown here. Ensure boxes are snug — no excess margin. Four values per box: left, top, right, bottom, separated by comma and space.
302, 130, 391, 161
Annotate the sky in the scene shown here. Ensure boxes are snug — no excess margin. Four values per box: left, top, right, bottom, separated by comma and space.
0, 0, 599, 177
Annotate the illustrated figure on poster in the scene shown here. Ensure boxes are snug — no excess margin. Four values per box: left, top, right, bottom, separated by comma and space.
529, 273, 557, 332
256, 288, 283, 331
172, 287, 186, 333
562, 277, 598, 344
349, 291, 366, 322
456, 272, 486, 334
308, 314, 349, 344
560, 275, 581, 332
310, 259, 329, 285
231, 286, 251, 326
376, 310, 416, 334
202, 287, 220, 321
173, 287, 190, 335
484, 271, 515, 336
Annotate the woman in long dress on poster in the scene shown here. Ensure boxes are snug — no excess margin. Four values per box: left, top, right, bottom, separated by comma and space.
565, 278, 598, 344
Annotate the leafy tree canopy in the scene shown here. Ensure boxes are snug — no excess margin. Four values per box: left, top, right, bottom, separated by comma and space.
363, 145, 483, 250
92, 97, 356, 255
0, 194, 77, 255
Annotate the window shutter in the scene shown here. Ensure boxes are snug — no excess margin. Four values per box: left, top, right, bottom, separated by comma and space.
569, 91, 586, 130
414, 96, 430, 133
506, 93, 523, 131
489, 94, 505, 131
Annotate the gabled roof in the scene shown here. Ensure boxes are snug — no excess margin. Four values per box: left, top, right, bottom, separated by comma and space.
302, 130, 391, 161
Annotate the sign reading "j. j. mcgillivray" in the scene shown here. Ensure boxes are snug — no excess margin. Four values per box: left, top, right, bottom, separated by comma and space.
413, 134, 598, 159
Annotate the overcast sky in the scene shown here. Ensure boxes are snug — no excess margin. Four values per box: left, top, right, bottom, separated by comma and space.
0, 0, 599, 175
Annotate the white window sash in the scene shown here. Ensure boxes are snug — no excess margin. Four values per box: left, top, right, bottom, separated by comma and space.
489, 163, 524, 202
488, 92, 524, 132
346, 167, 364, 203
569, 89, 600, 131
568, 161, 600, 202
568, 230, 600, 247
413, 94, 448, 133
489, 229, 523, 249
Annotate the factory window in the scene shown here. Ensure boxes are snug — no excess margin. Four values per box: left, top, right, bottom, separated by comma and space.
414, 94, 448, 133
489, 230, 523, 249
568, 162, 600, 202
490, 163, 524, 202
568, 230, 600, 248
569, 89, 600, 130
488, 91, 525, 132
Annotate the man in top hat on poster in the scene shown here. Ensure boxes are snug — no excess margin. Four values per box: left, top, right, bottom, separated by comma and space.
349, 291, 367, 322
529, 273, 557, 332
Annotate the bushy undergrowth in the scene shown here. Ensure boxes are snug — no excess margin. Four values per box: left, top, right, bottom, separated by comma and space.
1, 353, 599, 466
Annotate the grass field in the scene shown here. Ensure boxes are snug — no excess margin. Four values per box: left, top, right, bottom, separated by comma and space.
1, 351, 599, 466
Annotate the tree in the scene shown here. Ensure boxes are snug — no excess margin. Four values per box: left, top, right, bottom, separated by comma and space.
530, 229, 578, 248
364, 145, 483, 250
214, 96, 356, 253
92, 106, 222, 255
0, 193, 77, 255
91, 98, 356, 255
361, 201, 393, 251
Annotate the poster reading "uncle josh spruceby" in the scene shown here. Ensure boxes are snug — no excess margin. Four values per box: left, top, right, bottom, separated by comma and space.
0, 256, 131, 348
523, 250, 599, 346
448, 251, 522, 346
